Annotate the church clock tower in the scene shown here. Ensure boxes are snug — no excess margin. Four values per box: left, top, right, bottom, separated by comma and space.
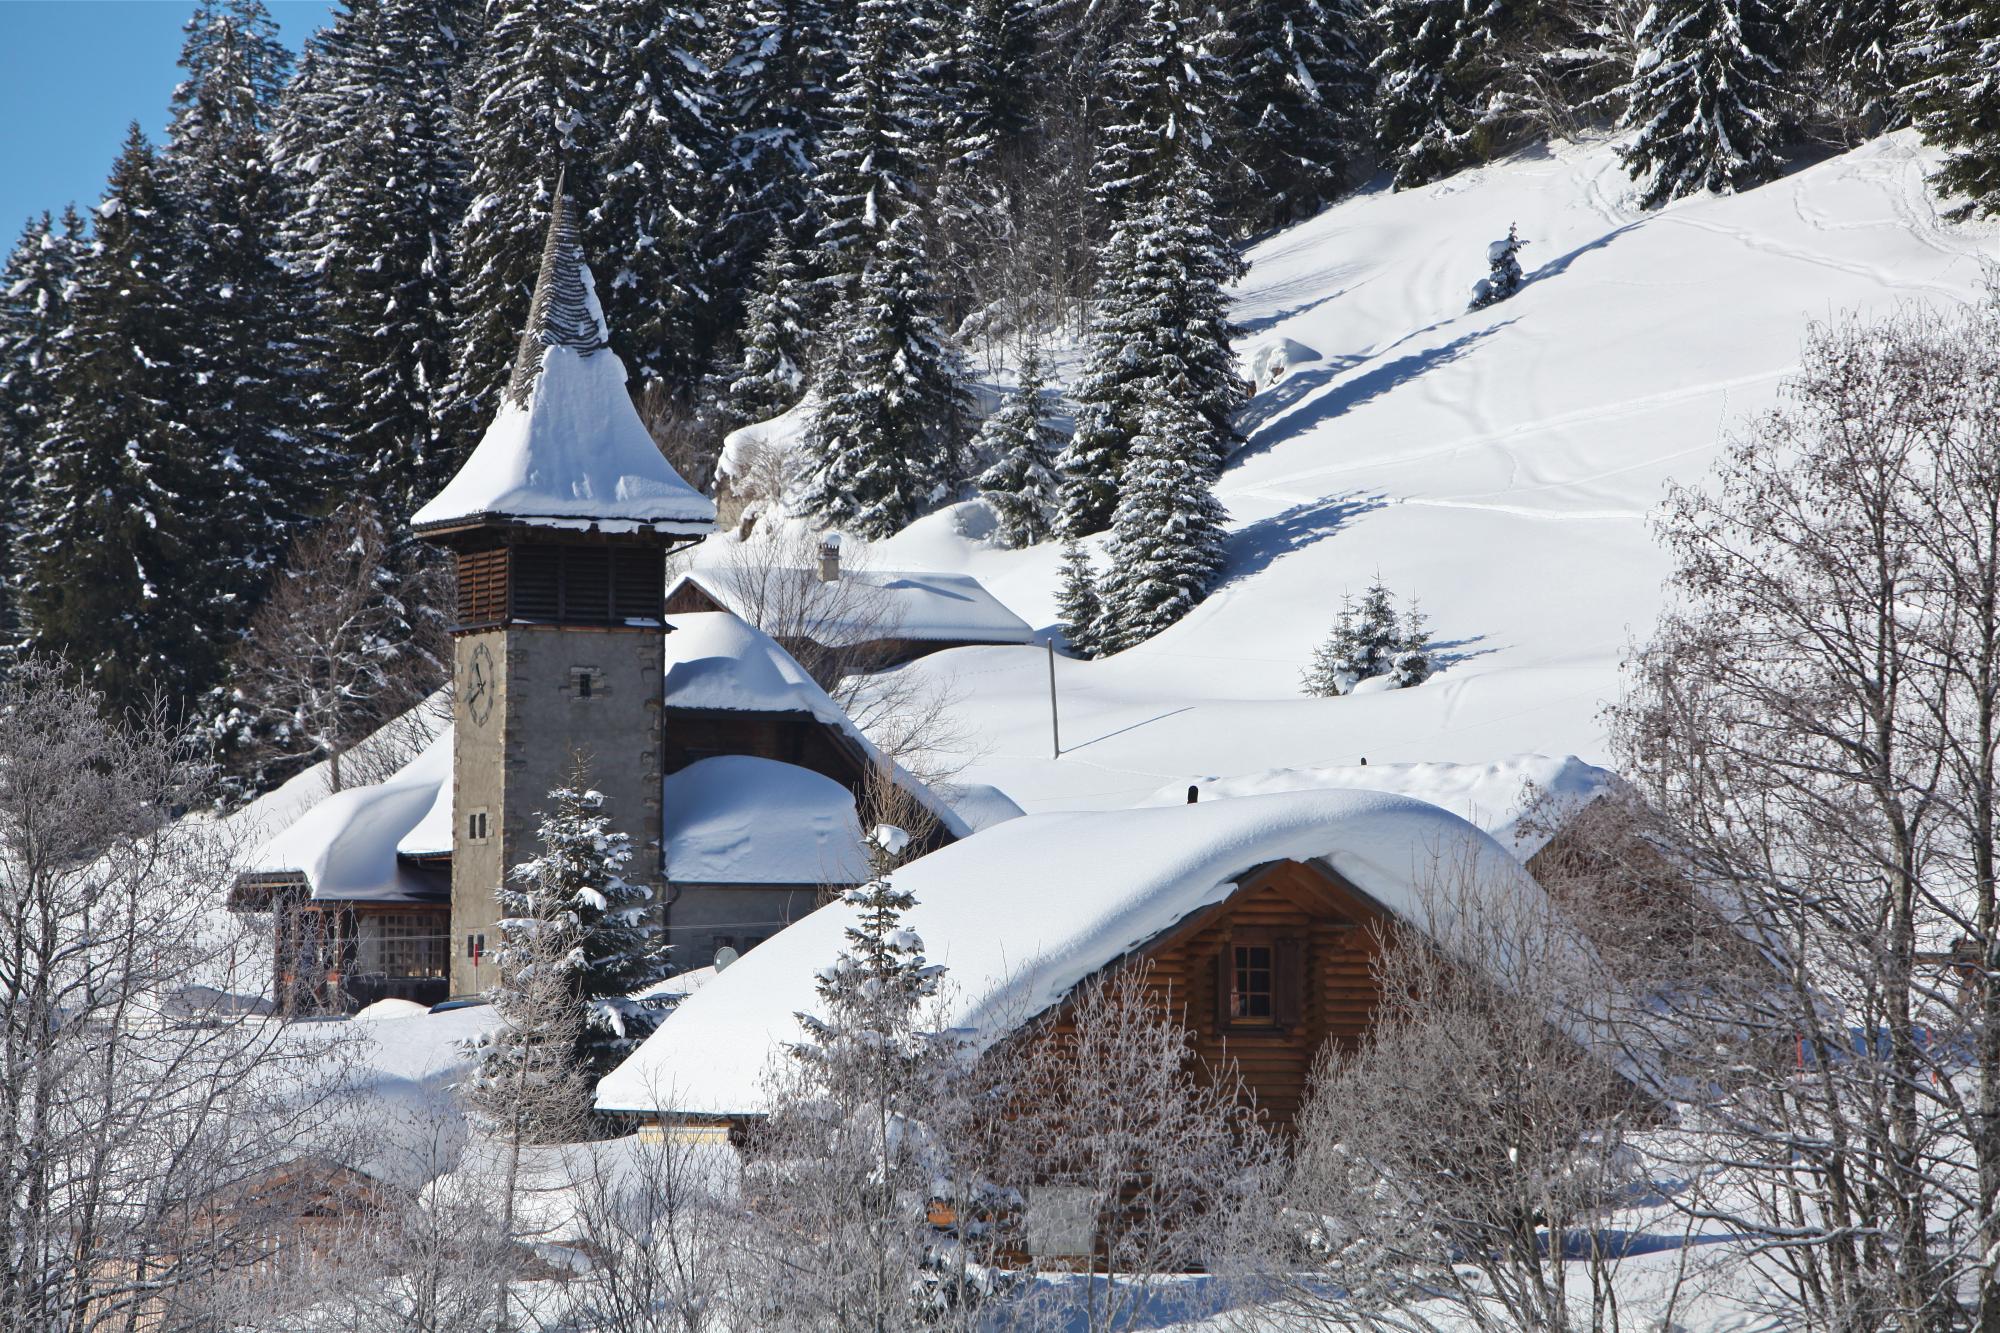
411, 181, 715, 997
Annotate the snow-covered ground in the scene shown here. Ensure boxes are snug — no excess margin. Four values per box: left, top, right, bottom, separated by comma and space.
850, 132, 1997, 814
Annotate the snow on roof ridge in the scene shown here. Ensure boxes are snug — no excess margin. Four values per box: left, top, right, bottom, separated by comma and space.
241, 732, 453, 903
1140, 754, 1615, 862
596, 786, 1552, 1118
670, 566, 1036, 644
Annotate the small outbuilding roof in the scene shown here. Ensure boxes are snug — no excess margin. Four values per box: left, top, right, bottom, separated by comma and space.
663, 755, 868, 886
595, 787, 1552, 1119
411, 188, 714, 538
669, 566, 1036, 646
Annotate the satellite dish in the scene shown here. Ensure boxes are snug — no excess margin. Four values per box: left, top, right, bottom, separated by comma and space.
713, 946, 739, 972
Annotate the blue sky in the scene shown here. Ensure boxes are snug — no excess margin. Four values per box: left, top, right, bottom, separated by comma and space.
0, 1, 339, 237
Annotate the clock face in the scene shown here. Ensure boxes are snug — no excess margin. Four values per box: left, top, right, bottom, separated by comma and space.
466, 642, 495, 727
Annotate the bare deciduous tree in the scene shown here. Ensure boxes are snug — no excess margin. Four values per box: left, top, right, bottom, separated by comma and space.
1282, 849, 1652, 1333
1611, 296, 2000, 1331
227, 500, 449, 795
0, 658, 346, 1332
980, 962, 1282, 1333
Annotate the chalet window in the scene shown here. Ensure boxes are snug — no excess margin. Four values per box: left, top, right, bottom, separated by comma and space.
467, 931, 487, 962
1217, 933, 1306, 1030
1232, 944, 1275, 1022
467, 810, 489, 841
377, 914, 447, 979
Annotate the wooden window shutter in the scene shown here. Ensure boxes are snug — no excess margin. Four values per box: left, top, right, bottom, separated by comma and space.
1215, 943, 1233, 1027
1273, 936, 1305, 1028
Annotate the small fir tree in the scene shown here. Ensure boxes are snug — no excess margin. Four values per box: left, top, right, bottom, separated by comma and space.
1619, 0, 1792, 209
975, 349, 1065, 548
1469, 222, 1526, 309
503, 770, 675, 1073
1301, 578, 1435, 695
760, 821, 962, 1326
1056, 540, 1106, 658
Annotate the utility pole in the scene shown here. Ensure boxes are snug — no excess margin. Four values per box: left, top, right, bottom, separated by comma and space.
1047, 638, 1061, 759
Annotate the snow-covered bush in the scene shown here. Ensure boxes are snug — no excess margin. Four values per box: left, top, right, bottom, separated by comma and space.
1469, 222, 1526, 309
1301, 580, 1434, 695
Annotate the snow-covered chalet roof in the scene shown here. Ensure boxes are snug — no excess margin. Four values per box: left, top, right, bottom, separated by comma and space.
664, 755, 868, 886
238, 732, 451, 904
595, 787, 1549, 1119
1141, 754, 1615, 863
669, 566, 1036, 646
662, 611, 973, 840
411, 187, 714, 537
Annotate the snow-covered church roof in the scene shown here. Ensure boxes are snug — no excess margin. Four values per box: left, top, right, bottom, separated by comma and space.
669, 566, 1036, 646
595, 787, 1551, 1119
411, 183, 714, 537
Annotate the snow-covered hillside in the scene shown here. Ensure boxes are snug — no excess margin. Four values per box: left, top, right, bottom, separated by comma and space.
866, 132, 1999, 813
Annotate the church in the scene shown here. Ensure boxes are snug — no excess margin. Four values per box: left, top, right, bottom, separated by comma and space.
230, 188, 992, 1013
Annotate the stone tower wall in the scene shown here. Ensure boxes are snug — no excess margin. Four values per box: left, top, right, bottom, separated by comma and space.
450, 624, 664, 996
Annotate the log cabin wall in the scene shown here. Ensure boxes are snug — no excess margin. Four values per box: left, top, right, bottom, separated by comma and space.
1017, 858, 1390, 1134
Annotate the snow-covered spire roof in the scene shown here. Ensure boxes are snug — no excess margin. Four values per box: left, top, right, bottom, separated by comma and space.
506, 172, 607, 407
411, 178, 715, 537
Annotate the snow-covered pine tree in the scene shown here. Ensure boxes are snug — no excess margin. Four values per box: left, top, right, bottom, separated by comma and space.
1619, 0, 1792, 209
163, 0, 323, 596
799, 215, 972, 539
1469, 222, 1526, 308
1098, 369, 1230, 652
592, 0, 724, 403
0, 208, 83, 654
18, 127, 231, 719
1090, 0, 1234, 227
506, 773, 674, 1072
442, 0, 610, 450
1056, 539, 1106, 657
275, 0, 471, 524
1900, 0, 2000, 218
707, 0, 845, 299
1230, 0, 1375, 228
723, 232, 813, 428
1060, 160, 1244, 536
1059, 226, 1143, 537
1369, 0, 1514, 188
1300, 592, 1363, 695
1796, 0, 1915, 137
810, 0, 929, 287
975, 348, 1064, 548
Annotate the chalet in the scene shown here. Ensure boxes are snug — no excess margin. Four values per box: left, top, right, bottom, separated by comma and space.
230, 188, 990, 1008
664, 554, 1038, 671
595, 787, 1580, 1134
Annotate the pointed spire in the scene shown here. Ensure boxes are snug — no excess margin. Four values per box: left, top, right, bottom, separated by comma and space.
506, 171, 608, 407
